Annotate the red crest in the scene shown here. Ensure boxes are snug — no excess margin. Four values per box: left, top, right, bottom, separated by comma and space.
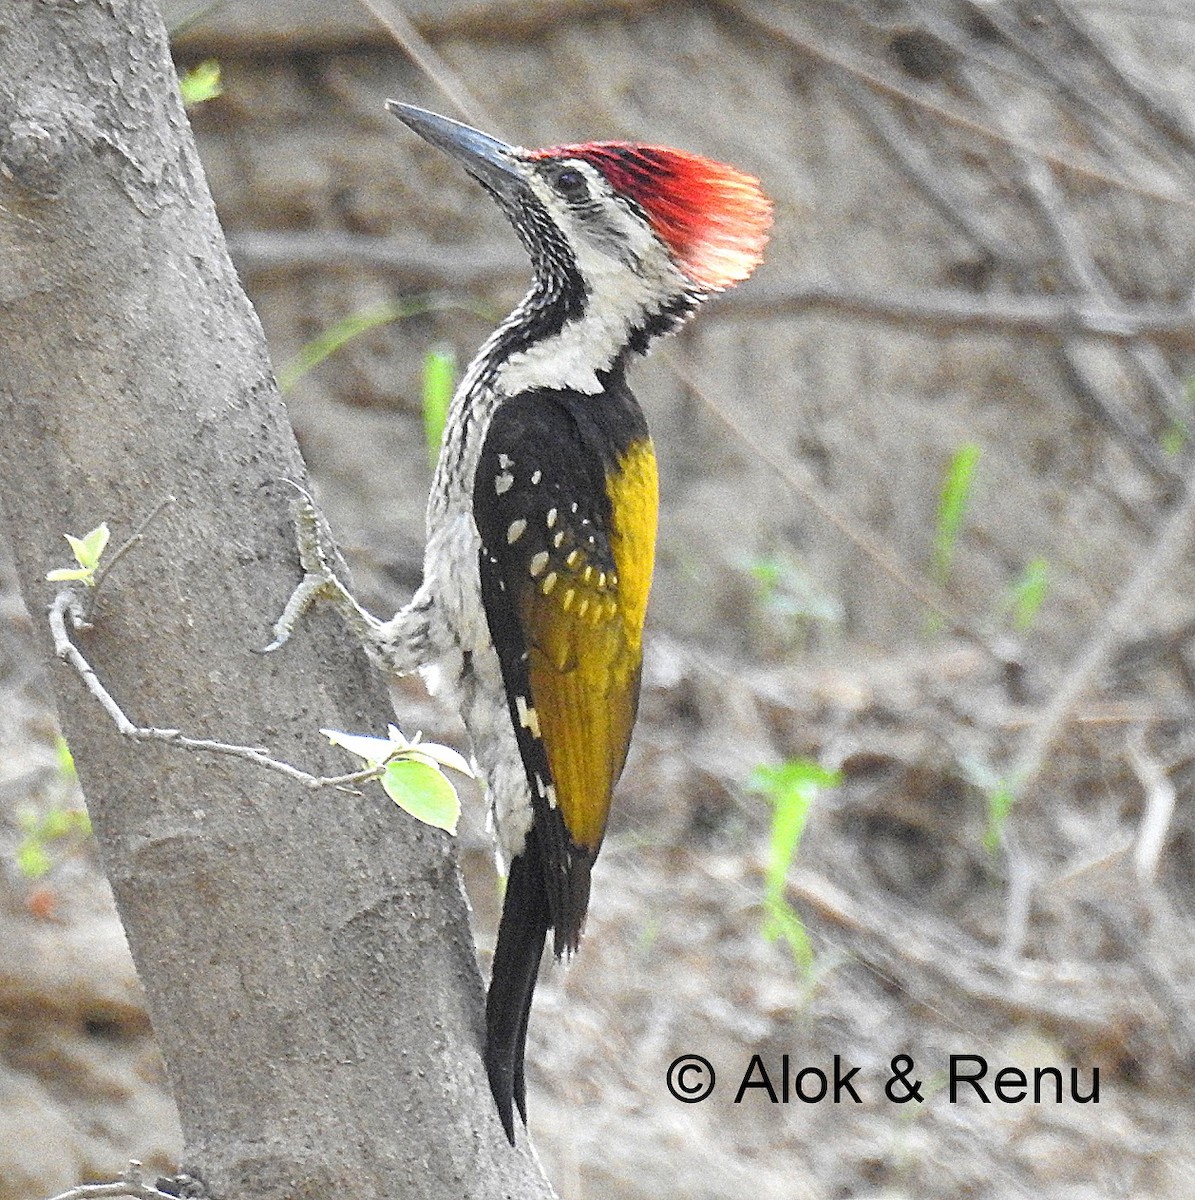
530, 143, 772, 292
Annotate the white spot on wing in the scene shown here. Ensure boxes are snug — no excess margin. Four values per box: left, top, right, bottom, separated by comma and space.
529, 550, 549, 576
516, 694, 542, 738
495, 472, 513, 495
507, 518, 527, 544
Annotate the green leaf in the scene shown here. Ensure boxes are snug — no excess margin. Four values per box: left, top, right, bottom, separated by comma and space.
54, 737, 76, 781
45, 567, 95, 583
382, 759, 460, 834
179, 60, 223, 106
69, 522, 110, 569
932, 443, 981, 583
1007, 557, 1049, 631
747, 759, 841, 974
750, 760, 839, 900
984, 779, 1017, 854
422, 347, 456, 465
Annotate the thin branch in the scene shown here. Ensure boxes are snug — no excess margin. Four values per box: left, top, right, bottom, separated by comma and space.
959, 57, 1187, 492
945, 0, 1171, 172
355, 0, 493, 131
1003, 476, 1195, 830
91, 495, 176, 603
719, 0, 1195, 211
1048, 0, 1195, 160
223, 229, 1195, 348
45, 1162, 187, 1200
1127, 728, 1178, 883
223, 230, 522, 286
837, 75, 1019, 265
49, 587, 383, 793
728, 282, 1195, 348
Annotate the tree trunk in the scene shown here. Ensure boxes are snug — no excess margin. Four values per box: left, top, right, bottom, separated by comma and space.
0, 3, 553, 1196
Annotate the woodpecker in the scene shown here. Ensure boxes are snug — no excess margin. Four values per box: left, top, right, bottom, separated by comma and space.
273, 104, 770, 1142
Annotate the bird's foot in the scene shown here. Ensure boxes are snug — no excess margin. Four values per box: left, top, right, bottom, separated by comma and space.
264, 482, 387, 656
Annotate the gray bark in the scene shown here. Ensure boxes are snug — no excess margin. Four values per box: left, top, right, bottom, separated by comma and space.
0, 2, 552, 1196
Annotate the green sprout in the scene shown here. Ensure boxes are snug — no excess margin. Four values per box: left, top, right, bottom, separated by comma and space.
1004, 556, 1049, 631
422, 347, 456, 465
932, 442, 981, 585
179, 60, 223, 107
748, 758, 842, 970
46, 522, 110, 588
321, 724, 473, 835
278, 297, 491, 395
985, 781, 1015, 854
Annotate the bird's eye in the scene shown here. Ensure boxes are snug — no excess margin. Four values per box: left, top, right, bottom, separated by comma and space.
553, 167, 588, 198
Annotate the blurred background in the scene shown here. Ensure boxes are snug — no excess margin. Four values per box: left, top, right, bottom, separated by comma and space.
3, 0, 1194, 1196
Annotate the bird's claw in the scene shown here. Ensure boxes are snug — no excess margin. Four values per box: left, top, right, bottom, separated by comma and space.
265, 483, 380, 654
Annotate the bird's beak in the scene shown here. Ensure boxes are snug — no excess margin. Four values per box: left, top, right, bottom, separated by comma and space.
387, 102, 524, 198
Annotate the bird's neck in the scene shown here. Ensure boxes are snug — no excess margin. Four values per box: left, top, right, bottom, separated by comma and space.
476, 245, 701, 398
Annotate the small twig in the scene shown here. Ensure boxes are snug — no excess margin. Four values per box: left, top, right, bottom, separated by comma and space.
1127, 728, 1177, 884
1003, 474, 1195, 837
838, 76, 1018, 265
1048, 0, 1195, 163
222, 229, 1195, 350
355, 0, 494, 132
49, 587, 383, 794
45, 1161, 182, 1200
91, 495, 177, 602
719, 0, 1195, 211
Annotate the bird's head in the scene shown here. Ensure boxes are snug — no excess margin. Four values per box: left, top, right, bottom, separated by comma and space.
389, 103, 772, 390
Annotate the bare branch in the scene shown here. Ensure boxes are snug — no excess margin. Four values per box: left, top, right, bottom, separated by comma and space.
727, 281, 1195, 348
1048, 0, 1195, 161
225, 230, 1195, 350
45, 1162, 184, 1200
48, 587, 382, 793
223, 230, 522, 286
1003, 475, 1195, 852
837, 77, 1018, 264
720, 0, 1195, 209
1127, 729, 1178, 883
355, 0, 495, 132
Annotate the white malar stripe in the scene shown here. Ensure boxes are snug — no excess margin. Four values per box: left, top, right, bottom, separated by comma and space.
516, 694, 542, 738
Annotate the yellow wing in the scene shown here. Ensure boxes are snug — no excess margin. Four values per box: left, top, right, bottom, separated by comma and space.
472, 385, 658, 949
518, 438, 658, 850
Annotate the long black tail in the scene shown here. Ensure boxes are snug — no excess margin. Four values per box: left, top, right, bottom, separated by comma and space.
484, 831, 551, 1144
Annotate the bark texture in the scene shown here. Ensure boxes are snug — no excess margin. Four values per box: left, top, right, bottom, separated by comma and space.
0, 3, 552, 1196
